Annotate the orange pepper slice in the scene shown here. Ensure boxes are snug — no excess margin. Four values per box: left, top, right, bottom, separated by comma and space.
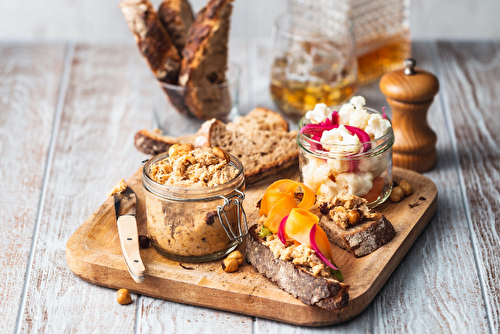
263, 193, 298, 233
259, 179, 315, 217
284, 208, 334, 264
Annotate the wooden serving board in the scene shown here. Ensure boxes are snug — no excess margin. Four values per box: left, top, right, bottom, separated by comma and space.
66, 166, 437, 326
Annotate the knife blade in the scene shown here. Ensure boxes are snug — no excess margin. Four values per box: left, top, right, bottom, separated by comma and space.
113, 186, 145, 283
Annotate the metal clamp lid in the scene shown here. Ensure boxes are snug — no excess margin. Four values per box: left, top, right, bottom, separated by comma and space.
216, 189, 248, 243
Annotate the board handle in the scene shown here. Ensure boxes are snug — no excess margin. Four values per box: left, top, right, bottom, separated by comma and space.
117, 215, 146, 283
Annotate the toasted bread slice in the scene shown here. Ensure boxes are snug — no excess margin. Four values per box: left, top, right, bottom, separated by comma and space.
318, 215, 395, 258
195, 111, 298, 184
134, 129, 180, 155
179, 0, 234, 120
246, 225, 349, 311
230, 107, 289, 132
120, 0, 182, 84
158, 0, 195, 54
316, 194, 396, 257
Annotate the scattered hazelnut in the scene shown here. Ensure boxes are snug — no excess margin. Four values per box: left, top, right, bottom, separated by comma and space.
212, 147, 230, 162
399, 179, 413, 196
226, 250, 244, 265
117, 289, 132, 305
222, 258, 239, 272
139, 235, 150, 249
347, 210, 361, 225
390, 186, 404, 202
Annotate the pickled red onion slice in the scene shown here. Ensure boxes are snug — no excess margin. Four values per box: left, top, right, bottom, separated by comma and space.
278, 215, 288, 245
310, 224, 338, 270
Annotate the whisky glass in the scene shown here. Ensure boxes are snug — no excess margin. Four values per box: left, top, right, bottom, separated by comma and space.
270, 10, 357, 121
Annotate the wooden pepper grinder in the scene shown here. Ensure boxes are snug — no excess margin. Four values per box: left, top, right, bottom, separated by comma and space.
379, 59, 439, 172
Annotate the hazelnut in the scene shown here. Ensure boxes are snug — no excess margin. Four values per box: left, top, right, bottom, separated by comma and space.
117, 289, 132, 305
390, 186, 404, 202
212, 147, 230, 162
169, 143, 194, 157
335, 206, 347, 214
168, 144, 180, 157
226, 250, 244, 265
222, 258, 239, 272
399, 179, 413, 196
347, 210, 361, 225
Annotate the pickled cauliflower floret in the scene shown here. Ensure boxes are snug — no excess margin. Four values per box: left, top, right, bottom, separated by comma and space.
358, 154, 389, 177
338, 95, 366, 125
336, 172, 374, 197
302, 157, 330, 193
348, 106, 371, 130
321, 125, 361, 154
305, 103, 329, 124
365, 113, 391, 140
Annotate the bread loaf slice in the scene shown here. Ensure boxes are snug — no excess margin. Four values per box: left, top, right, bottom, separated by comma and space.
134, 129, 180, 155
230, 107, 289, 132
120, 0, 182, 84
246, 225, 349, 311
158, 0, 195, 54
179, 0, 234, 120
318, 215, 395, 258
195, 111, 298, 184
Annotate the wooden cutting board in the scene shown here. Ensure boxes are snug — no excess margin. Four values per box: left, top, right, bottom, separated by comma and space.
66, 166, 437, 326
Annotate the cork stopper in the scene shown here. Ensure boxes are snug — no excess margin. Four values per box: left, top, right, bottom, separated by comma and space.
379, 59, 440, 173
380, 58, 439, 103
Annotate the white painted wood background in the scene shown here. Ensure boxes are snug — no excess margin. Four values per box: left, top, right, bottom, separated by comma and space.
0, 0, 499, 42
1, 39, 499, 333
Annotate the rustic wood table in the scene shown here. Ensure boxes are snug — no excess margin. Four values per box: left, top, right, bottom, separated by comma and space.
1, 40, 499, 333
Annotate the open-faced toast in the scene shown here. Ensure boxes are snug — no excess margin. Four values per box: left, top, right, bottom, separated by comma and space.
246, 225, 350, 311
316, 194, 396, 257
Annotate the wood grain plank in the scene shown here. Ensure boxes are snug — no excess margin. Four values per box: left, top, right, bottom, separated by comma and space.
137, 297, 253, 333
0, 43, 66, 333
17, 43, 156, 333
435, 40, 500, 333
369, 41, 489, 333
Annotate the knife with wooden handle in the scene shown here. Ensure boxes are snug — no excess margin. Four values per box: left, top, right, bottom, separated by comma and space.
113, 186, 145, 283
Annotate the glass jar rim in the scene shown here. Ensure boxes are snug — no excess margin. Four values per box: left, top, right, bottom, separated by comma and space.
297, 106, 394, 158
155, 61, 241, 92
273, 10, 354, 42
142, 151, 245, 201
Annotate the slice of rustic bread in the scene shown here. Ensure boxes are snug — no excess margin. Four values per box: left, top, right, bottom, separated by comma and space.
120, 0, 182, 84
178, 0, 234, 120
158, 0, 195, 54
195, 110, 298, 184
230, 107, 289, 132
318, 213, 396, 258
134, 129, 180, 155
246, 225, 349, 311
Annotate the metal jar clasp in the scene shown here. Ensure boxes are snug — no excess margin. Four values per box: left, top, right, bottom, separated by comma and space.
216, 189, 248, 243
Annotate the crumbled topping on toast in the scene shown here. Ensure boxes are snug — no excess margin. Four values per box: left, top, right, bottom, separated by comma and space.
318, 193, 380, 229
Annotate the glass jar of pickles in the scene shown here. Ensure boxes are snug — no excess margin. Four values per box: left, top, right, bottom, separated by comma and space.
297, 97, 394, 207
